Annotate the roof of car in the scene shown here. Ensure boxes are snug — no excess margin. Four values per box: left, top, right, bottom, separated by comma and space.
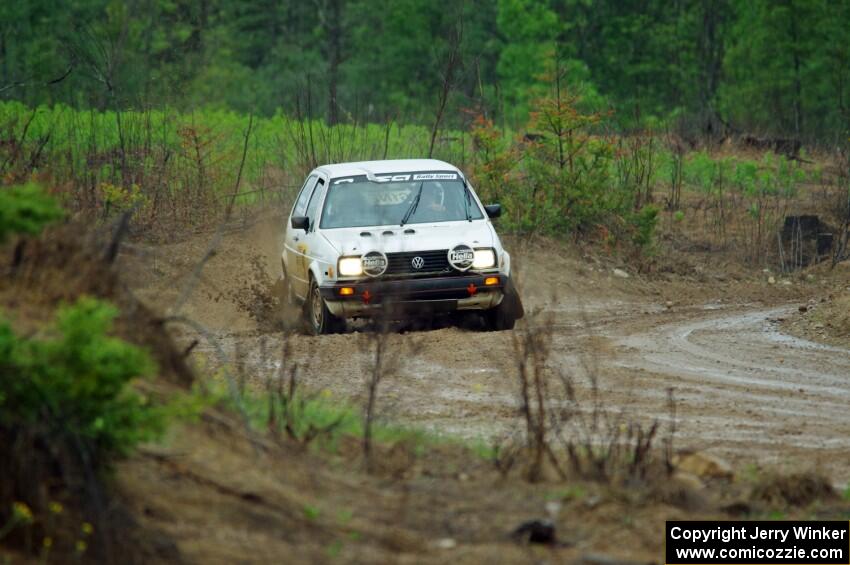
315, 159, 462, 178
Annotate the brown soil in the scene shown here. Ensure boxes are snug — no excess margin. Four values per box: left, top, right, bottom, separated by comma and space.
117, 412, 688, 564
781, 265, 850, 349
0, 222, 193, 386
114, 404, 845, 565
5, 212, 850, 563
121, 213, 850, 482
111, 212, 850, 562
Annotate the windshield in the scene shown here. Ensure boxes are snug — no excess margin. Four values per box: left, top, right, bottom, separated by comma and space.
319, 173, 484, 229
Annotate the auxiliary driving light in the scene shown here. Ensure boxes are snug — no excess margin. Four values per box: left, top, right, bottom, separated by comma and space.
339, 287, 355, 296
484, 276, 499, 286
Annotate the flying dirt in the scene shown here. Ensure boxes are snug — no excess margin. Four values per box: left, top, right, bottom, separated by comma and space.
123, 216, 850, 486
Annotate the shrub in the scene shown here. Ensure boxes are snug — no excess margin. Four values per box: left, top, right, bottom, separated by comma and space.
0, 297, 162, 464
468, 78, 658, 251
97, 182, 149, 218
0, 183, 64, 242
629, 205, 660, 249
524, 87, 616, 236
0, 297, 165, 556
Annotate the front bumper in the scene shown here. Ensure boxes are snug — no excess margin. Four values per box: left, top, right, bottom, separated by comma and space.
320, 273, 505, 318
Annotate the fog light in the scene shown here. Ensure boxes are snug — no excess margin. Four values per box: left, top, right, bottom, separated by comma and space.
484, 276, 499, 286
339, 287, 355, 296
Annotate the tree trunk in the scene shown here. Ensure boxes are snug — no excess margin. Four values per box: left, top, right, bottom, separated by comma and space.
790, 12, 803, 139
326, 0, 342, 125
428, 14, 463, 158
698, 0, 726, 138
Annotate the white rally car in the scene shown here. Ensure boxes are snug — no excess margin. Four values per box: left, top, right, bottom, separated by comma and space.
280, 159, 524, 334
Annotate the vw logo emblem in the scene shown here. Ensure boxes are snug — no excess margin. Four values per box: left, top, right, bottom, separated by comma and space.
411, 256, 425, 270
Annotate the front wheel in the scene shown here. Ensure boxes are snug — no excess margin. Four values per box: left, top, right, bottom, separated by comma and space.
482, 280, 523, 331
483, 301, 516, 331
304, 279, 345, 335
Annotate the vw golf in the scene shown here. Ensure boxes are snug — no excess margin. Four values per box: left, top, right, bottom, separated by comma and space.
280, 159, 524, 334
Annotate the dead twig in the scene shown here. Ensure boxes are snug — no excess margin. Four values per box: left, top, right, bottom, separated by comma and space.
161, 314, 260, 456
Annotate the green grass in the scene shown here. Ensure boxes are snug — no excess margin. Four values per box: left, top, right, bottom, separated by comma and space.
545, 485, 586, 501
0, 101, 472, 210
3, 100, 815, 255
302, 505, 321, 521
336, 508, 353, 524
200, 378, 479, 457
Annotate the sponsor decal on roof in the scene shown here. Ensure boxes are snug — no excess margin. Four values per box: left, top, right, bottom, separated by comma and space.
332, 172, 459, 185
412, 173, 457, 180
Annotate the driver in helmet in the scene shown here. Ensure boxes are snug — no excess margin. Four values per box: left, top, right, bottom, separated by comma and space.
422, 183, 446, 212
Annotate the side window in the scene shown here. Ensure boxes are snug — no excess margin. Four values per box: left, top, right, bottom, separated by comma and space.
292, 175, 318, 218
304, 178, 327, 231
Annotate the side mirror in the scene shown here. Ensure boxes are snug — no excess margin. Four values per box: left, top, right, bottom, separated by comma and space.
484, 204, 502, 219
290, 216, 309, 230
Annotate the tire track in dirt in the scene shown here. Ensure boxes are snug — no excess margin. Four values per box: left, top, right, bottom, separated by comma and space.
191, 299, 850, 484
608, 305, 850, 483
128, 219, 850, 484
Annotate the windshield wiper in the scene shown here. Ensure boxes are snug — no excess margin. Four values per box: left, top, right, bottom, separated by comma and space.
400, 181, 425, 226
463, 182, 472, 221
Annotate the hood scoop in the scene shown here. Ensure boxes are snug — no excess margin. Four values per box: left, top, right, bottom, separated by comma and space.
359, 231, 372, 237
403, 228, 416, 234
382, 230, 395, 236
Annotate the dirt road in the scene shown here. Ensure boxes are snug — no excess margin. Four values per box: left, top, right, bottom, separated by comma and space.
611, 304, 850, 483
125, 218, 850, 485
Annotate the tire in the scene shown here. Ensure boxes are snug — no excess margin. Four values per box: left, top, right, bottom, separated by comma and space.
482, 279, 523, 331
304, 278, 345, 335
483, 300, 517, 331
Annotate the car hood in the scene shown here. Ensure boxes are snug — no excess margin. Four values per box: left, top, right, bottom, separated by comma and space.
320, 221, 496, 256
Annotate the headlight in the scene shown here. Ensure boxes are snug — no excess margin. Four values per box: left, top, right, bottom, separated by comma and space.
472, 248, 496, 269
338, 256, 363, 276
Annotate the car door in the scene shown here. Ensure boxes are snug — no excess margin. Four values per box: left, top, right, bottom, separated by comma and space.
285, 174, 319, 298
298, 175, 329, 288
